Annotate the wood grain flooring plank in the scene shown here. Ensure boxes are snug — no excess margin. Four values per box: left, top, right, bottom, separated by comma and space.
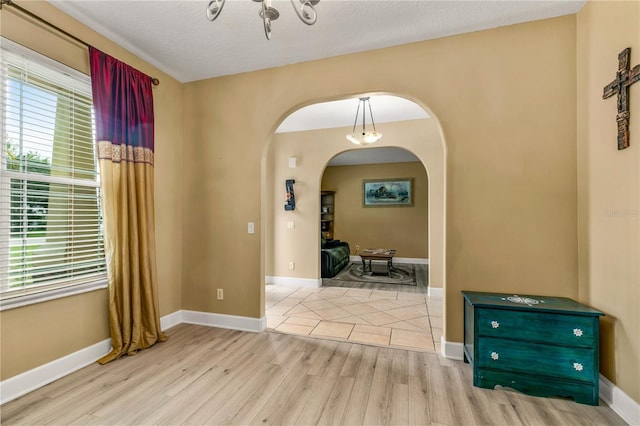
292, 377, 339, 425
139, 351, 259, 426
390, 348, 409, 385
94, 336, 240, 420
305, 339, 341, 376
338, 343, 365, 378
317, 341, 352, 379
457, 359, 512, 407
547, 394, 628, 425
38, 362, 104, 399
407, 373, 431, 425
506, 393, 559, 426
182, 353, 270, 425
388, 382, 409, 426
209, 362, 281, 425
407, 349, 426, 377
224, 336, 318, 423
494, 402, 527, 426
244, 356, 311, 425
0, 390, 53, 423
362, 347, 394, 425
225, 340, 311, 425
67, 413, 103, 425
341, 345, 380, 425
442, 363, 482, 425
454, 365, 509, 426
128, 352, 257, 426
161, 343, 237, 398
11, 372, 121, 425
425, 362, 455, 426
316, 376, 355, 426
269, 374, 322, 425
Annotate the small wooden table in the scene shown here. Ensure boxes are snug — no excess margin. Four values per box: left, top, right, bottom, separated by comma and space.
359, 248, 396, 276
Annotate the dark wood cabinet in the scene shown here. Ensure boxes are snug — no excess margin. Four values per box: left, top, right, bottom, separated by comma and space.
462, 291, 604, 405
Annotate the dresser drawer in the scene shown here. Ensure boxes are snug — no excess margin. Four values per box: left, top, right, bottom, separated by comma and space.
477, 308, 596, 347
476, 337, 596, 383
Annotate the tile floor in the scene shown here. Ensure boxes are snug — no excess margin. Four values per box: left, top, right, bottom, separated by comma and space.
266, 285, 443, 352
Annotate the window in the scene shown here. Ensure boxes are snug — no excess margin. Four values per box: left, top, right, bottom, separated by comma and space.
0, 39, 106, 309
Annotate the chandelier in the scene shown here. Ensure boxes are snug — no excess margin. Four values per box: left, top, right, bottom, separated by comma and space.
346, 97, 383, 145
206, 0, 320, 40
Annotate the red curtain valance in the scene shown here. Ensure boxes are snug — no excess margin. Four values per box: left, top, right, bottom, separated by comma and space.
89, 47, 155, 157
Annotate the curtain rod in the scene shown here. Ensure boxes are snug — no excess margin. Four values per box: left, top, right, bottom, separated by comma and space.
0, 0, 160, 86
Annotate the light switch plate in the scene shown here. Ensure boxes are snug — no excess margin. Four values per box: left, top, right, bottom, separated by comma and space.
248, 222, 255, 234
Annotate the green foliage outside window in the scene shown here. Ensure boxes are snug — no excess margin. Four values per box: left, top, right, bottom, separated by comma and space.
6, 140, 52, 235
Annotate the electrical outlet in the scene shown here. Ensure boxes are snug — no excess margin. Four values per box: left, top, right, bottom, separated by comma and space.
217, 288, 224, 300
287, 221, 295, 229
288, 261, 295, 270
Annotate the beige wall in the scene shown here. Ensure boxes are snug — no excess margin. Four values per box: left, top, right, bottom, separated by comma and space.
0, 2, 184, 380
322, 162, 428, 258
577, 0, 640, 403
266, 120, 444, 288
184, 14, 578, 346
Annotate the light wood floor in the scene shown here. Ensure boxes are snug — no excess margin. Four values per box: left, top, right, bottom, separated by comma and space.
1, 324, 625, 426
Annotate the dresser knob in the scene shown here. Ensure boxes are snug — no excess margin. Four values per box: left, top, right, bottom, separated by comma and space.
491, 352, 499, 361
573, 362, 584, 372
573, 328, 583, 337
491, 321, 500, 329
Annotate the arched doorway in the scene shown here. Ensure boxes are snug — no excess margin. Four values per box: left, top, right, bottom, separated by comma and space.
262, 94, 447, 353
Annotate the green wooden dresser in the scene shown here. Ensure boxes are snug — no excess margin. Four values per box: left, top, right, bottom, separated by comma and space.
462, 291, 604, 405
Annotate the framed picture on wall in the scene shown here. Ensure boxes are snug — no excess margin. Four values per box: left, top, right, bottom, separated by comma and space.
362, 178, 414, 207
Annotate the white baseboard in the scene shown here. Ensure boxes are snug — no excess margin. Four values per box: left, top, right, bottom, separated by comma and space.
441, 337, 464, 360
395, 257, 429, 265
349, 256, 429, 265
599, 374, 640, 425
265, 276, 322, 287
0, 338, 112, 405
160, 310, 183, 331
181, 310, 267, 333
428, 287, 443, 298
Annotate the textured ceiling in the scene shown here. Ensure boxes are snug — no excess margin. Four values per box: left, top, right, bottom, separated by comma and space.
49, 0, 585, 83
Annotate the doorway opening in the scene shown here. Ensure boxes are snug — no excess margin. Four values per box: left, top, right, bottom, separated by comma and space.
264, 94, 446, 353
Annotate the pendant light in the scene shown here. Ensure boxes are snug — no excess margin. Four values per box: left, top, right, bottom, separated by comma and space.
346, 97, 382, 145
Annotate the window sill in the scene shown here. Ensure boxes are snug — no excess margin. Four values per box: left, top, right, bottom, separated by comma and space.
0, 280, 108, 311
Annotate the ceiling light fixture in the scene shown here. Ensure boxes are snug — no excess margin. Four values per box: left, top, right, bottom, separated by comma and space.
206, 0, 319, 40
346, 97, 383, 145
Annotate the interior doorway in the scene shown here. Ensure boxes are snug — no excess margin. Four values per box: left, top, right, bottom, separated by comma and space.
264, 94, 446, 353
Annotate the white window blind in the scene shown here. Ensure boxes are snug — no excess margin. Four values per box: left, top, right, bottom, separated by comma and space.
0, 38, 107, 308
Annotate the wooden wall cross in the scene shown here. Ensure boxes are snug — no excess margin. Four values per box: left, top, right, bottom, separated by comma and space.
603, 47, 640, 150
